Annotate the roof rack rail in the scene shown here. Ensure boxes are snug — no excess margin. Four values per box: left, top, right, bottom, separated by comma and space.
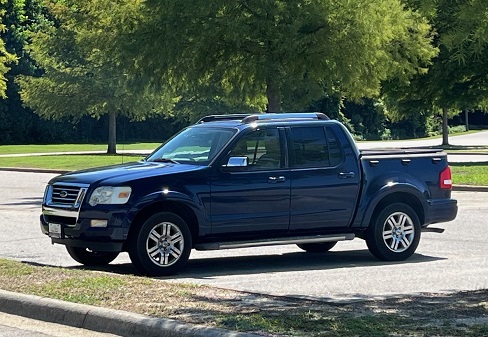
197, 114, 251, 123
242, 112, 329, 123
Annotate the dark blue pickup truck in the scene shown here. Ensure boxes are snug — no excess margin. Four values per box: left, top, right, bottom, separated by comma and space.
41, 113, 458, 275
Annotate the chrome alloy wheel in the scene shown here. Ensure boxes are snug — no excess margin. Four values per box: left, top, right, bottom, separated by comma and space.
146, 221, 184, 267
382, 211, 415, 253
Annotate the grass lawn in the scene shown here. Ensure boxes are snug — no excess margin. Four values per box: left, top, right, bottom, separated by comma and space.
450, 162, 488, 186
0, 154, 145, 171
0, 143, 159, 154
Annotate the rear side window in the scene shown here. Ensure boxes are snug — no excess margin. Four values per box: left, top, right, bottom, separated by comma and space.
325, 127, 343, 167
290, 126, 343, 168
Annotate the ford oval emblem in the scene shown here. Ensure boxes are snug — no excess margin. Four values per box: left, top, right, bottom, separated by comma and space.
59, 191, 68, 198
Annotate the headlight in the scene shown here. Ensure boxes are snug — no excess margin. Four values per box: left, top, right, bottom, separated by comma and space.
88, 186, 132, 206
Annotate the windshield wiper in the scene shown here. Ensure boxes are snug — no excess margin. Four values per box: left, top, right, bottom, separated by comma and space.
151, 158, 179, 164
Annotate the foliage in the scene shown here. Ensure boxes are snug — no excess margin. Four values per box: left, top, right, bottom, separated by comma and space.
0, 0, 18, 97
0, 0, 52, 144
105, 0, 437, 113
16, 0, 174, 153
384, 0, 488, 145
442, 0, 488, 109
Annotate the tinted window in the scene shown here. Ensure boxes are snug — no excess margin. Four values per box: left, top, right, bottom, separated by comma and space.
230, 129, 282, 170
325, 127, 343, 166
290, 126, 343, 168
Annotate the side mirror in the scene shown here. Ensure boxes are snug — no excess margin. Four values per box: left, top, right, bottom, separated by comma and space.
222, 156, 248, 172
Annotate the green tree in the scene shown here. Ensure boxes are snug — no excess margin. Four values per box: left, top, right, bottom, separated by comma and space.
0, 0, 50, 144
384, 0, 488, 145
105, 0, 436, 113
0, 0, 17, 98
442, 0, 488, 110
17, 0, 172, 153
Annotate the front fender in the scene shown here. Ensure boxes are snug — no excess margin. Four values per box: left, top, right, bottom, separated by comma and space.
124, 189, 210, 233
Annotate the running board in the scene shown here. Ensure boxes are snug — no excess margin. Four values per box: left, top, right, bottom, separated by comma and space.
194, 233, 355, 251
421, 227, 445, 233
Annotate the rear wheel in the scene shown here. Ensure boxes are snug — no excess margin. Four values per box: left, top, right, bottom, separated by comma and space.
366, 203, 421, 261
128, 212, 192, 276
66, 246, 119, 266
297, 241, 337, 253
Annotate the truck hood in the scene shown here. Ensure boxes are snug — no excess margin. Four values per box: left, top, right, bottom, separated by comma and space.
49, 160, 208, 186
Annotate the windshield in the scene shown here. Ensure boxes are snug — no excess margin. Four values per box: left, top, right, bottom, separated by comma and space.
146, 126, 236, 165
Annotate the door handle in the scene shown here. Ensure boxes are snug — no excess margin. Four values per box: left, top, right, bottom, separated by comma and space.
268, 176, 286, 183
338, 171, 355, 179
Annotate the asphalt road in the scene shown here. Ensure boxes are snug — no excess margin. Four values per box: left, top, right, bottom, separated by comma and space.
358, 129, 488, 163
358, 129, 488, 149
0, 171, 486, 302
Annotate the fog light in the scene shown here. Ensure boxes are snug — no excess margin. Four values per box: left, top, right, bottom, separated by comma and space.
90, 219, 108, 228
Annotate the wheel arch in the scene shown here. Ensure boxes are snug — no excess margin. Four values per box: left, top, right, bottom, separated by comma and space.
125, 201, 200, 250
359, 185, 427, 231
369, 192, 425, 228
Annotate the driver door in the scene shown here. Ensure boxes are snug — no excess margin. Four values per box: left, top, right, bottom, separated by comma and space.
210, 128, 291, 235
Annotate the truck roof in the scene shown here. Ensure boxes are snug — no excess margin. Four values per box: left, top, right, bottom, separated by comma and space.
196, 112, 330, 128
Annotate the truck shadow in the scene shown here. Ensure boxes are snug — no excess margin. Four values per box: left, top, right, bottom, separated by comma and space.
175, 250, 444, 279
1, 196, 43, 207
78, 249, 445, 278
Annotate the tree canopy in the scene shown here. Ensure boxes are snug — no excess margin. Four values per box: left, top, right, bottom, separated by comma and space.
17, 0, 173, 153
13, 0, 488, 148
384, 0, 488, 145
0, 0, 17, 98
101, 0, 437, 113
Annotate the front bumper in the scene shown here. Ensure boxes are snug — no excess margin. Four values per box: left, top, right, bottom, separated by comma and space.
40, 206, 129, 252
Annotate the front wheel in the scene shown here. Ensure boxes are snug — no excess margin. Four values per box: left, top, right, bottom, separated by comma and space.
66, 246, 119, 266
366, 203, 421, 261
128, 212, 192, 276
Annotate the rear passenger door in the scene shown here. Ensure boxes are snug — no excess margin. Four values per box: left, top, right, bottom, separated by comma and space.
288, 125, 361, 231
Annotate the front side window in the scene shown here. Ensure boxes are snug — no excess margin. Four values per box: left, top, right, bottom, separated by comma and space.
229, 129, 282, 170
147, 126, 236, 164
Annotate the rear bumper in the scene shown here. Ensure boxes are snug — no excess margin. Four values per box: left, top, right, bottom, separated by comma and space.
425, 198, 458, 225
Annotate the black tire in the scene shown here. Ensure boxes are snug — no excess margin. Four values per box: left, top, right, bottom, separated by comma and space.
297, 241, 337, 253
128, 212, 192, 276
66, 246, 119, 266
366, 203, 421, 261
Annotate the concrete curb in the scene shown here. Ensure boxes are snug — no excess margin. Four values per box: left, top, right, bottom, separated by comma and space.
0, 289, 261, 337
0, 167, 69, 174
452, 185, 488, 192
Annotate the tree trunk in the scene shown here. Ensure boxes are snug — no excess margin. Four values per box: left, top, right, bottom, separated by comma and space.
441, 107, 449, 146
266, 77, 281, 113
465, 109, 469, 131
107, 110, 117, 154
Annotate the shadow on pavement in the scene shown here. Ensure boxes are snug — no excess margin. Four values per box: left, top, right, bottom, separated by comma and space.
1, 196, 43, 207
50, 249, 445, 279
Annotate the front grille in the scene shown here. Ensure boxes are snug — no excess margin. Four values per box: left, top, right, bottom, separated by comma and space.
46, 183, 89, 209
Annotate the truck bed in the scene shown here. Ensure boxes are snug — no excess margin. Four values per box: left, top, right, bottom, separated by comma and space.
360, 148, 445, 157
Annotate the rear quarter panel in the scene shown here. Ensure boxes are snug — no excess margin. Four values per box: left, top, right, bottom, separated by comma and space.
352, 151, 450, 228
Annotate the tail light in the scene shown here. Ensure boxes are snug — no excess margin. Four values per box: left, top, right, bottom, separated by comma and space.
440, 166, 452, 189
